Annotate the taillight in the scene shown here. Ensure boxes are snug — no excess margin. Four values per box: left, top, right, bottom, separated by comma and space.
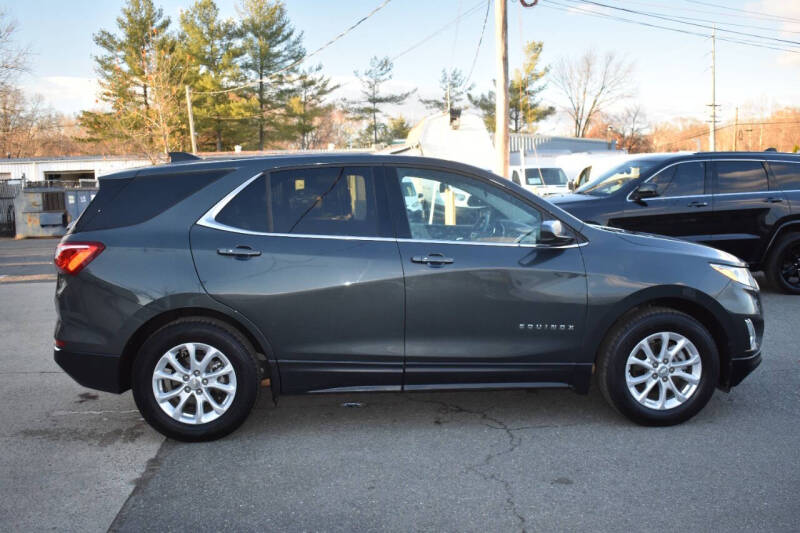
54, 241, 105, 275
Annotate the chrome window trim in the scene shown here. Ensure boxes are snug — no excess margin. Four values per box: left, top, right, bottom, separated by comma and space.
623, 157, 800, 202
197, 170, 587, 249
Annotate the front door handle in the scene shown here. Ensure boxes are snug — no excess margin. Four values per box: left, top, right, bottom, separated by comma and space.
687, 201, 708, 207
217, 246, 262, 257
765, 197, 784, 203
411, 253, 454, 266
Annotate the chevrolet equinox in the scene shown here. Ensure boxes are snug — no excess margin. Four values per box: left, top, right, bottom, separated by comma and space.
54, 154, 763, 441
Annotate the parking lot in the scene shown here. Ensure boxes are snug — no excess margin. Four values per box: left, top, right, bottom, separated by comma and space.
1, 237, 798, 532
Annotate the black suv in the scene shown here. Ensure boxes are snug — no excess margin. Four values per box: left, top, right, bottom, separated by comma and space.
551, 152, 800, 293
54, 154, 763, 440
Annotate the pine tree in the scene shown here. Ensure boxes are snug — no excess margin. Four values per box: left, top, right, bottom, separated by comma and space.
180, 0, 246, 151
469, 41, 553, 134
420, 68, 473, 112
350, 56, 414, 145
286, 64, 338, 149
81, 0, 186, 161
237, 0, 304, 150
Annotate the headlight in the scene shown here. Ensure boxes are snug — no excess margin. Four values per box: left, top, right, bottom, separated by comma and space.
710, 263, 759, 289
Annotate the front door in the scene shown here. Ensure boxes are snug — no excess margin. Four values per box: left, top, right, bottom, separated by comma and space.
191, 165, 404, 393
386, 166, 588, 389
616, 161, 714, 245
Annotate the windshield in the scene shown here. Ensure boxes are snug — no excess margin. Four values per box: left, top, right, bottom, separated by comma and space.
575, 159, 662, 196
525, 168, 568, 186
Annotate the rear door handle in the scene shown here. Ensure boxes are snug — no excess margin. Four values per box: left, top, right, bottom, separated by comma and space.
687, 201, 708, 207
765, 197, 784, 203
411, 253, 454, 265
217, 246, 262, 257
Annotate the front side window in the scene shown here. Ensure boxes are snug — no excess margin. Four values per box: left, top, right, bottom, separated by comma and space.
215, 166, 379, 237
648, 162, 705, 197
396, 167, 546, 244
576, 159, 662, 196
714, 161, 768, 194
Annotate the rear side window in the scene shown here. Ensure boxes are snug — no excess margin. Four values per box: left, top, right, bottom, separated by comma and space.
769, 162, 800, 191
215, 166, 381, 237
77, 169, 229, 232
714, 161, 768, 194
649, 162, 705, 197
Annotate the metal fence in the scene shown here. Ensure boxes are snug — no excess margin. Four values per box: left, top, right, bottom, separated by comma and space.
0, 182, 21, 236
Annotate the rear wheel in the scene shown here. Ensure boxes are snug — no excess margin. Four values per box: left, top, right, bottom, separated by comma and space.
132, 320, 259, 441
766, 233, 800, 295
597, 307, 719, 426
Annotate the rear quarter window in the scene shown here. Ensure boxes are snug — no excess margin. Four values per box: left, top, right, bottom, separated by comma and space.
76, 169, 230, 232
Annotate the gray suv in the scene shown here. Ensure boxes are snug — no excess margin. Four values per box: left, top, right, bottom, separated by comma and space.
54, 154, 763, 441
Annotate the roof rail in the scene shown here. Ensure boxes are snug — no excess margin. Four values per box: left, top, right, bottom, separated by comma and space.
168, 152, 201, 163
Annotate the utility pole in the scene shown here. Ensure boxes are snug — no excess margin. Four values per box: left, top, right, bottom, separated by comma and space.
708, 27, 717, 151
185, 85, 198, 155
494, 0, 509, 178
733, 106, 738, 151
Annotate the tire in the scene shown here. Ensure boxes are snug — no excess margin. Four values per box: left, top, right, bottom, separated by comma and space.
765, 232, 800, 295
597, 307, 719, 426
132, 319, 259, 441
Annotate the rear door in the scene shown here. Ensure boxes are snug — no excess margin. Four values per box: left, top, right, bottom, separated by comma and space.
190, 165, 405, 393
386, 165, 588, 389
617, 161, 714, 245
710, 160, 788, 264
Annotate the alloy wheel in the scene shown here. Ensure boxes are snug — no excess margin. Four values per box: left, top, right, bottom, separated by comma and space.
151, 342, 237, 425
625, 331, 702, 411
779, 243, 800, 289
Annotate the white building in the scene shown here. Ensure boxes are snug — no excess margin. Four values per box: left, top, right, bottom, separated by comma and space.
0, 155, 152, 184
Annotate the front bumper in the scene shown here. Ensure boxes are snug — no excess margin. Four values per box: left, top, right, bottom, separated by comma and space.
727, 350, 762, 388
54, 347, 125, 393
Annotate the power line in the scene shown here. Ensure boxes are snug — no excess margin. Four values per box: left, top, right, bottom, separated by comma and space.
195, 0, 393, 95
391, 0, 486, 61
561, 0, 800, 47
465, 0, 492, 84
612, 0, 800, 26
600, 0, 800, 34
543, 1, 800, 54
683, 0, 800, 25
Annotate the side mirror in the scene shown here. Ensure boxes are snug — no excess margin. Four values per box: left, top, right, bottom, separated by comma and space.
632, 182, 658, 201
568, 179, 576, 191
539, 220, 574, 245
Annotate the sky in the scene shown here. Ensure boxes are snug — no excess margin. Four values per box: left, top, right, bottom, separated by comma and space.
6, 0, 800, 135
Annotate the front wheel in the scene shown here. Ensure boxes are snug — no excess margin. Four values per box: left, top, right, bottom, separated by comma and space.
132, 320, 259, 441
597, 307, 719, 426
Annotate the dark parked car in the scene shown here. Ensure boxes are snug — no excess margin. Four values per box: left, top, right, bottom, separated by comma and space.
54, 154, 762, 440
550, 152, 800, 294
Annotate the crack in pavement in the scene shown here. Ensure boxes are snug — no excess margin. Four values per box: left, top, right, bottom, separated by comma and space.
407, 396, 540, 532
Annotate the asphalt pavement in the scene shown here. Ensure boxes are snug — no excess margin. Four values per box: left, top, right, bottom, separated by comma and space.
0, 237, 798, 532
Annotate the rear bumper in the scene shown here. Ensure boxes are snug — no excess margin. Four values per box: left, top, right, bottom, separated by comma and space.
727, 350, 762, 388
54, 347, 125, 393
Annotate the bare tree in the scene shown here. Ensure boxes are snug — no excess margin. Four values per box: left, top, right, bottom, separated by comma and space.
552, 50, 633, 138
0, 10, 29, 96
610, 105, 651, 153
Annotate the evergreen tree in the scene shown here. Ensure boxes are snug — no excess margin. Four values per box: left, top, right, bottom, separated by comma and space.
469, 41, 553, 134
237, 0, 304, 150
386, 115, 411, 142
509, 41, 553, 132
81, 0, 186, 160
180, 0, 246, 151
420, 68, 473, 112
285, 64, 338, 149
350, 56, 414, 145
